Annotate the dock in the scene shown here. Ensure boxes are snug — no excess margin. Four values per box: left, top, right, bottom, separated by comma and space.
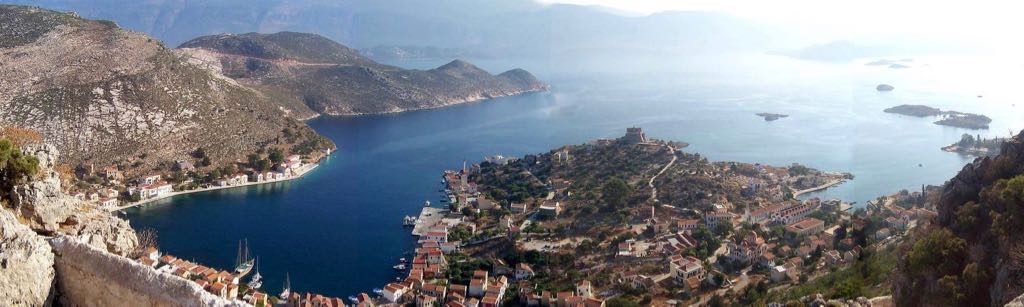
410, 207, 447, 236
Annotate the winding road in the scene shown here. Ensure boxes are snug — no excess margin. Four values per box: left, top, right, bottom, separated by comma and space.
648, 144, 678, 202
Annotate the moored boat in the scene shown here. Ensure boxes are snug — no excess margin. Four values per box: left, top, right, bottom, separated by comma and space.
234, 239, 254, 277
279, 273, 291, 300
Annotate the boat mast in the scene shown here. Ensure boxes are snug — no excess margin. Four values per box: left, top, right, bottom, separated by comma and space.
235, 240, 242, 268
243, 239, 250, 263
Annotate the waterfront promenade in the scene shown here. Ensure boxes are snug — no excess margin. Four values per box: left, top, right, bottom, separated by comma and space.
792, 178, 846, 198
110, 163, 319, 212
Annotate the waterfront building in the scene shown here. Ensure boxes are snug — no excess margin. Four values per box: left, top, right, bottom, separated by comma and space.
786, 217, 825, 236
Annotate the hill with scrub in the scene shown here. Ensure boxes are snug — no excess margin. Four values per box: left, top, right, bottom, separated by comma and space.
178, 32, 548, 115
0, 5, 332, 177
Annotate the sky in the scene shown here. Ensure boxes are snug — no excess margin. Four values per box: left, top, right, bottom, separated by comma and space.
538, 0, 1024, 53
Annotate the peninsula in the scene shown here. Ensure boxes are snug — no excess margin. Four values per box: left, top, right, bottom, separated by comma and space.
941, 133, 1006, 157
386, 127, 865, 306
178, 32, 549, 116
883, 104, 992, 129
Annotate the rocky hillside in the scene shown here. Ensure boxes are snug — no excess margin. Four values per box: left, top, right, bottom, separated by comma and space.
178, 32, 549, 115
0, 6, 331, 177
893, 129, 1024, 306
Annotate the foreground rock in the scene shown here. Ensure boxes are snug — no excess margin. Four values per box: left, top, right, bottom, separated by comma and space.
50, 236, 245, 307
9, 144, 137, 255
0, 209, 55, 307
894, 130, 1024, 305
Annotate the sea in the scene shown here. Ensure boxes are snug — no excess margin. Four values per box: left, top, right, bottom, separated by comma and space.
124, 52, 1024, 298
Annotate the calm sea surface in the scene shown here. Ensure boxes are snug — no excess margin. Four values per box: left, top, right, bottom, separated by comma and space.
125, 53, 1024, 297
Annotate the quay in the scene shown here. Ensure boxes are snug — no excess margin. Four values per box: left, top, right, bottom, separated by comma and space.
111, 163, 320, 212
410, 207, 448, 236
792, 178, 846, 198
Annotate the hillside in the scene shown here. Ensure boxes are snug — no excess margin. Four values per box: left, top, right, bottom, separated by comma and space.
0, 6, 332, 177
178, 32, 549, 115
893, 129, 1024, 306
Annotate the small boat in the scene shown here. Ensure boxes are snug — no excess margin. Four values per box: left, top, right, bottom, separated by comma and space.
403, 216, 417, 226
399, 257, 407, 263
424, 200, 431, 207
348, 296, 359, 303
393, 264, 406, 271
373, 288, 383, 295
279, 273, 291, 300
247, 257, 263, 289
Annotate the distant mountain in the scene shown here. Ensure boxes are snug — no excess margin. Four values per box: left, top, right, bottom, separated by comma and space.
0, 5, 331, 175
11, 0, 771, 57
776, 40, 978, 62
178, 32, 548, 115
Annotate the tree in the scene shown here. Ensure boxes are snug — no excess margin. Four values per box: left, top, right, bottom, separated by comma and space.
192, 147, 207, 159
0, 138, 40, 198
255, 159, 272, 172
130, 227, 159, 258
602, 177, 631, 209
268, 148, 285, 164
606, 297, 640, 307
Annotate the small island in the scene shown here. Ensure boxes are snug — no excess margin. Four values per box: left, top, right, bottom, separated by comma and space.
942, 133, 1006, 157
884, 104, 992, 129
865, 58, 912, 67
876, 84, 895, 91
883, 104, 942, 117
756, 113, 789, 121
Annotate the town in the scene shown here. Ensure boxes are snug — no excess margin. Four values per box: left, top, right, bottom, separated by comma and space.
61, 146, 329, 212
361, 127, 926, 306
119, 127, 931, 306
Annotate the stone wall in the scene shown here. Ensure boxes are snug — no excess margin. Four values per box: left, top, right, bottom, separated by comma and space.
50, 237, 246, 307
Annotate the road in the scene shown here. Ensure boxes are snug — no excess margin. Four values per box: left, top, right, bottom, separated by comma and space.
648, 145, 678, 202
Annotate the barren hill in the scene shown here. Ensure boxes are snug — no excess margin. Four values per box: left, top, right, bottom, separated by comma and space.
0, 6, 331, 176
178, 32, 549, 115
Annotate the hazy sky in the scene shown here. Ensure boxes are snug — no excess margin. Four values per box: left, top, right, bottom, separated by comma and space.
539, 0, 1024, 52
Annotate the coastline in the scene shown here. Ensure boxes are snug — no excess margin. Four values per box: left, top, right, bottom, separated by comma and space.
317, 88, 549, 116
792, 178, 847, 198
110, 163, 321, 212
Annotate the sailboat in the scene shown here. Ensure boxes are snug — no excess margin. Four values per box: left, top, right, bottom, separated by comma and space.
234, 239, 254, 277
247, 257, 263, 289
279, 273, 291, 300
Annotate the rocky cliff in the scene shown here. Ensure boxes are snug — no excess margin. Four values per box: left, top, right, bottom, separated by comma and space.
893, 130, 1024, 306
178, 32, 549, 115
9, 144, 137, 255
0, 208, 55, 307
0, 6, 331, 176
1, 140, 144, 305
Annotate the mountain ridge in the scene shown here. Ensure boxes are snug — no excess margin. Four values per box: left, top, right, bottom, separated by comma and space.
177, 31, 549, 115
0, 5, 332, 176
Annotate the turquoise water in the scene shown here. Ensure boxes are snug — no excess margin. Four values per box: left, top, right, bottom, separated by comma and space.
125, 53, 1023, 298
